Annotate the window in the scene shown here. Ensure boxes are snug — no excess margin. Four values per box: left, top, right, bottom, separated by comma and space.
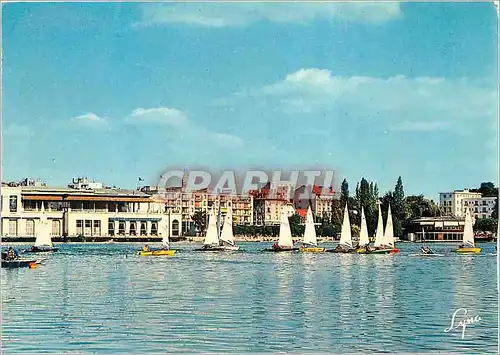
129, 222, 136, 236
475, 201, 478, 205
76, 220, 83, 235
26, 219, 35, 236
51, 220, 60, 236
93, 220, 101, 236
151, 222, 158, 236
482, 207, 487, 212
483, 214, 487, 219
9, 220, 17, 236
482, 201, 487, 206
108, 221, 115, 236
172, 220, 180, 236
118, 222, 125, 235
9, 196, 17, 212
84, 220, 92, 236
140, 222, 147, 236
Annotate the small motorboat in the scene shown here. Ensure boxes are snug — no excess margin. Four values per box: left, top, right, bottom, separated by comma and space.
2, 259, 41, 268
136, 222, 177, 256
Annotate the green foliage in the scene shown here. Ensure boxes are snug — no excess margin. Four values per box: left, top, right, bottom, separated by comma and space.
492, 199, 498, 220
289, 214, 304, 237
477, 182, 498, 197
340, 179, 349, 207
191, 211, 207, 235
474, 218, 498, 233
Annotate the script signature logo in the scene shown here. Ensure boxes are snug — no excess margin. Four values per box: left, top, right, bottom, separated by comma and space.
444, 308, 482, 339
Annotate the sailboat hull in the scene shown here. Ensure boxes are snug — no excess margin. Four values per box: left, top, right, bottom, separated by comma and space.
2, 259, 40, 268
300, 246, 326, 253
368, 248, 399, 255
22, 246, 58, 253
222, 245, 240, 251
136, 249, 176, 256
455, 247, 481, 254
265, 245, 298, 252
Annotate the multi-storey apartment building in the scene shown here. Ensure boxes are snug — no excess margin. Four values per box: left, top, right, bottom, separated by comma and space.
160, 187, 253, 233
439, 188, 497, 219
293, 185, 338, 221
1, 178, 182, 239
251, 182, 295, 225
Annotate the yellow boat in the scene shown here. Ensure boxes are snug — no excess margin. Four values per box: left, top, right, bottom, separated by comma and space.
455, 247, 481, 254
455, 208, 481, 255
356, 246, 368, 254
299, 207, 326, 253
300, 245, 326, 253
136, 249, 176, 256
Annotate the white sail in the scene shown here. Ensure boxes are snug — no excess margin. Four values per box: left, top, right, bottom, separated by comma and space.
383, 204, 395, 247
203, 208, 219, 245
278, 210, 294, 247
463, 207, 475, 247
162, 219, 170, 248
339, 204, 353, 249
220, 208, 235, 245
303, 206, 317, 246
373, 203, 385, 247
35, 202, 53, 247
359, 206, 369, 246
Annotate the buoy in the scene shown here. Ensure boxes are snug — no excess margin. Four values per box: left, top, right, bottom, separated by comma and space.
29, 262, 37, 269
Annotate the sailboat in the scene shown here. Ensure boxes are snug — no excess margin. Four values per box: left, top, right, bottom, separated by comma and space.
136, 219, 176, 256
267, 209, 298, 252
196, 207, 224, 251
369, 204, 399, 254
300, 206, 326, 252
23, 202, 58, 253
329, 204, 355, 253
455, 207, 481, 254
355, 207, 370, 253
219, 207, 240, 251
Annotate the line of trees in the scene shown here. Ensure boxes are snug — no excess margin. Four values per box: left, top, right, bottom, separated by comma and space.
190, 179, 498, 237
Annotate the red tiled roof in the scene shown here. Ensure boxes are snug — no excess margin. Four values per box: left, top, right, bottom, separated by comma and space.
296, 208, 307, 217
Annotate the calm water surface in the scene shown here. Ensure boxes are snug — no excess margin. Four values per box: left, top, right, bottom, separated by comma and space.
1, 242, 497, 353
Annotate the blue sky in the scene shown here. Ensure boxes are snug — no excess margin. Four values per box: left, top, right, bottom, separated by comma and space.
2, 2, 498, 200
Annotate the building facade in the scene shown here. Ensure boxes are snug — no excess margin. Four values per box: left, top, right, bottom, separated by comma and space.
160, 188, 254, 233
439, 189, 497, 219
1, 181, 182, 239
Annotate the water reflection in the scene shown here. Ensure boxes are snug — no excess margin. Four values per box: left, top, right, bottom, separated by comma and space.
0, 243, 497, 354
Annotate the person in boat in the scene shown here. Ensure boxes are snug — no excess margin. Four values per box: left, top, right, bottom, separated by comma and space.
142, 244, 150, 252
6, 247, 18, 261
421, 245, 433, 255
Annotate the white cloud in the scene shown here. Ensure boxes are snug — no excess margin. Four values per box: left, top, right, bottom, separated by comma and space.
124, 106, 244, 148
137, 3, 403, 28
233, 68, 498, 132
71, 113, 109, 128
127, 107, 188, 127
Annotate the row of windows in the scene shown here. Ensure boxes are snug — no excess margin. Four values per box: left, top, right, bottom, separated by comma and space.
6, 219, 61, 236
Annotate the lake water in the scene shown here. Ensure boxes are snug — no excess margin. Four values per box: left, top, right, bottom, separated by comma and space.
1, 242, 497, 354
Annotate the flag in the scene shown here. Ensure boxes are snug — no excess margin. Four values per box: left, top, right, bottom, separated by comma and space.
138, 177, 144, 182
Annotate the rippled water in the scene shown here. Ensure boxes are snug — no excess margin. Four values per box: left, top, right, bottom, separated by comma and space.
1, 242, 497, 353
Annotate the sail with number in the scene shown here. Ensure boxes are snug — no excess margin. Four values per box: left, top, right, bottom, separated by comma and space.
203, 208, 219, 245
339, 204, 353, 249
373, 203, 385, 247
383, 204, 395, 247
34, 202, 53, 247
462, 207, 475, 247
220, 208, 235, 246
303, 206, 317, 246
278, 210, 294, 247
359, 206, 370, 247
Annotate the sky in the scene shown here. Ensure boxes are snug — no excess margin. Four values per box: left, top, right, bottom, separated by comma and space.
2, 2, 499, 200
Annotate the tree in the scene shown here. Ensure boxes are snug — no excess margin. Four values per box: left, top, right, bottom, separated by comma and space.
340, 179, 349, 207
191, 211, 207, 236
289, 214, 304, 237
474, 218, 497, 233
478, 182, 497, 197
492, 198, 498, 220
